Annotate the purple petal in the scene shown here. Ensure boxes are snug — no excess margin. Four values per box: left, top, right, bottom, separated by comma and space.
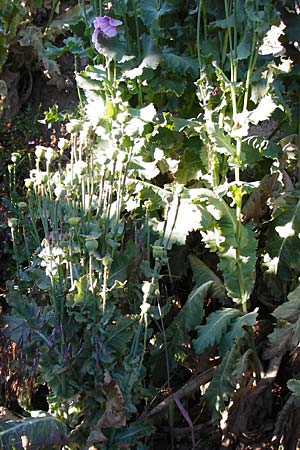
95, 41, 103, 53
93, 16, 104, 28
92, 28, 99, 44
101, 24, 118, 38
93, 15, 122, 42
98, 16, 110, 27
108, 17, 122, 27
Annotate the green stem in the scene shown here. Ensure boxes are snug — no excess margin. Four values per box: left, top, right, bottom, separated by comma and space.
243, 32, 258, 113
74, 56, 84, 109
221, 29, 229, 68
197, 0, 203, 75
45, 0, 60, 32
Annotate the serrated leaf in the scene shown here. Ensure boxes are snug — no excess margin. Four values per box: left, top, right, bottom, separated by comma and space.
217, 222, 257, 304
265, 285, 300, 359
240, 137, 262, 168
264, 324, 293, 359
176, 280, 213, 332
193, 308, 241, 354
197, 190, 258, 303
176, 145, 203, 184
105, 316, 136, 356
245, 0, 279, 35
208, 127, 236, 156
264, 193, 300, 286
188, 253, 226, 301
219, 309, 258, 355
205, 342, 241, 416
114, 422, 155, 444
272, 285, 300, 321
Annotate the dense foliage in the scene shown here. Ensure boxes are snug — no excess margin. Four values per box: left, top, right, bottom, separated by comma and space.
1, 0, 300, 449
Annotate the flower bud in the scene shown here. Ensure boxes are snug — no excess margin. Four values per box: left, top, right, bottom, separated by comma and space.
85, 239, 98, 252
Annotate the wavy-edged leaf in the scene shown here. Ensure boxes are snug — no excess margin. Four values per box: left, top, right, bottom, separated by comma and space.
105, 316, 136, 356
264, 285, 300, 359
123, 36, 161, 80
176, 145, 204, 184
138, 0, 176, 29
49, 4, 81, 31
188, 253, 226, 301
0, 413, 68, 449
2, 315, 32, 345
193, 308, 241, 355
157, 193, 204, 249
287, 379, 300, 397
242, 136, 281, 166
162, 47, 198, 76
149, 76, 186, 97
236, 28, 252, 60
249, 95, 280, 125
242, 173, 279, 222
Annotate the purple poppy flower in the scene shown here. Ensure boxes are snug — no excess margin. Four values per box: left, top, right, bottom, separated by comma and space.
92, 16, 122, 52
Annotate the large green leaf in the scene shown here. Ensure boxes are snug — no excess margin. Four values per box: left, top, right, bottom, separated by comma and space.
263, 192, 300, 288
245, 0, 279, 35
138, 0, 176, 30
0, 413, 68, 449
162, 47, 199, 76
196, 190, 258, 304
193, 308, 241, 354
217, 221, 257, 305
